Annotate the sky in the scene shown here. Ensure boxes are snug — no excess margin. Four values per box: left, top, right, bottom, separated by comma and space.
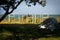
0, 0, 60, 15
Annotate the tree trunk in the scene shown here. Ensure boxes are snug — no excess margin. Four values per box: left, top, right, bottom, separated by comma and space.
0, 13, 9, 22
0, 0, 23, 22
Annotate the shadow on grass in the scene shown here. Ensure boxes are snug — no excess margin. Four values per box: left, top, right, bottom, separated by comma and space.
0, 23, 60, 40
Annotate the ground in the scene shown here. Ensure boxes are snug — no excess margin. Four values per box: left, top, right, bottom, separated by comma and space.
0, 24, 60, 40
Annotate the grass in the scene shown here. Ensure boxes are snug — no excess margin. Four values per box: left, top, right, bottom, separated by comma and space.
38, 37, 60, 40
0, 24, 60, 40
0, 16, 60, 40
0, 17, 60, 24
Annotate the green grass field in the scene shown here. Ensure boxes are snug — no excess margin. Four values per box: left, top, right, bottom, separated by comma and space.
0, 16, 60, 40
0, 24, 60, 40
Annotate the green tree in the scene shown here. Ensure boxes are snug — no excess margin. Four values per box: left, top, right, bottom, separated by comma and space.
0, 0, 46, 22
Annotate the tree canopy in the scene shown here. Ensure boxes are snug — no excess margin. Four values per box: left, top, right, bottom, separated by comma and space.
0, 0, 46, 22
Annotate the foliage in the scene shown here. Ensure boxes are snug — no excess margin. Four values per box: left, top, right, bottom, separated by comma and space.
0, 0, 46, 22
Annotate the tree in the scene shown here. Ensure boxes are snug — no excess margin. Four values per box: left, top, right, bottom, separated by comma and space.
0, 0, 46, 22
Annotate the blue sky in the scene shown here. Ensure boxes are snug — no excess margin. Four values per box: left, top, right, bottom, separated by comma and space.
0, 0, 60, 15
